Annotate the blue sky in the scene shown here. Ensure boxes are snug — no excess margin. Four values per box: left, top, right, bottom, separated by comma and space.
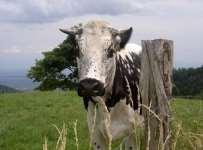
0, 0, 203, 72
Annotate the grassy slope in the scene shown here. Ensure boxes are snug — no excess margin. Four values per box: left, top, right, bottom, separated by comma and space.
171, 98, 203, 133
170, 98, 203, 150
0, 91, 202, 150
0, 91, 88, 150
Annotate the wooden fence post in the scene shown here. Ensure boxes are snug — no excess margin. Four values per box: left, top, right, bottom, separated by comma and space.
139, 39, 173, 150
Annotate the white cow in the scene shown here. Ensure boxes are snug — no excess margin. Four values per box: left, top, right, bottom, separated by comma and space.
60, 20, 143, 150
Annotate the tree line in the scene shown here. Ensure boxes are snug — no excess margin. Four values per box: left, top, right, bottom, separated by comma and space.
173, 66, 203, 96
28, 36, 203, 97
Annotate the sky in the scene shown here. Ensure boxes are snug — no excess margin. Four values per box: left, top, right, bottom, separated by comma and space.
0, 0, 203, 72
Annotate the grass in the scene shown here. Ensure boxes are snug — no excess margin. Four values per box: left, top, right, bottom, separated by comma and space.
171, 98, 203, 133
170, 98, 203, 150
0, 91, 88, 150
0, 91, 202, 150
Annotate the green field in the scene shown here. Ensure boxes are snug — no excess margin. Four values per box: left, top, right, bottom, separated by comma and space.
0, 91, 202, 150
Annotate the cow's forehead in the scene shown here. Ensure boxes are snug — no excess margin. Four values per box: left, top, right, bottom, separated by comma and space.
83, 20, 111, 30
81, 21, 112, 36
76, 21, 115, 52
81, 28, 111, 38
82, 27, 110, 35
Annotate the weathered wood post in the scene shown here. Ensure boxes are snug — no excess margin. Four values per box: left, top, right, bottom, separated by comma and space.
139, 39, 173, 150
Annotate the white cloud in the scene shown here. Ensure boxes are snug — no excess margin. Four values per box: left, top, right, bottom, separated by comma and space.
0, 0, 160, 23
0, 46, 21, 54
1, 0, 203, 23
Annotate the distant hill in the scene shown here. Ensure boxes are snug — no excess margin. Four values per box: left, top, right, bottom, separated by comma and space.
0, 84, 20, 93
0, 70, 38, 91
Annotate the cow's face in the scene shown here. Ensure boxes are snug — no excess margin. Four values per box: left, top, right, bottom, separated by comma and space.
60, 21, 132, 97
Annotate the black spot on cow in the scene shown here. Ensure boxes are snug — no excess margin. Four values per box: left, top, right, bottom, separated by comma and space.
106, 52, 141, 110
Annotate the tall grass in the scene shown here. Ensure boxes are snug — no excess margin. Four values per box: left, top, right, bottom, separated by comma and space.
42, 104, 203, 150
43, 123, 67, 150
42, 123, 203, 150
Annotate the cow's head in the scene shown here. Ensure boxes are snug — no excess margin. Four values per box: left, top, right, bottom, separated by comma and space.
60, 21, 132, 97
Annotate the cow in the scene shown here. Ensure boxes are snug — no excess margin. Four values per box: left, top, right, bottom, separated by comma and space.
60, 21, 143, 150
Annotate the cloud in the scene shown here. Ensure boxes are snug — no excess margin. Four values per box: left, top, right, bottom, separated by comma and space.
0, 46, 22, 54
1, 0, 203, 23
0, 0, 203, 69
1, 13, 203, 68
0, 0, 147, 23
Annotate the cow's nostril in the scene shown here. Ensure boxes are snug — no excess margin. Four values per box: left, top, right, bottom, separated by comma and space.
78, 78, 105, 96
93, 90, 100, 93
92, 82, 101, 89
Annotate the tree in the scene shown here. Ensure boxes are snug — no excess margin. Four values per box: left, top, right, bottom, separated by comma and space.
27, 35, 78, 91
173, 66, 203, 96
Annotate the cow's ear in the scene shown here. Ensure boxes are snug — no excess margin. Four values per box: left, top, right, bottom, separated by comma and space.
119, 27, 133, 49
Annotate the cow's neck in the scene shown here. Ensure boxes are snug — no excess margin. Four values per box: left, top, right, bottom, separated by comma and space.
105, 55, 127, 109
106, 53, 141, 111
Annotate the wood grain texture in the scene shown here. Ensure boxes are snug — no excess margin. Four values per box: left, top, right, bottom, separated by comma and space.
139, 39, 173, 150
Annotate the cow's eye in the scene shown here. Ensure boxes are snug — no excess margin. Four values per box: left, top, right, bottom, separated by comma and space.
107, 48, 114, 58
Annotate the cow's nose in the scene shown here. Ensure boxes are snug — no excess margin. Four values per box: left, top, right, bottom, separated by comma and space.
78, 78, 105, 96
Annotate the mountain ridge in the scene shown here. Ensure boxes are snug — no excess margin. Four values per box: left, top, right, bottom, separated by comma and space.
0, 84, 20, 93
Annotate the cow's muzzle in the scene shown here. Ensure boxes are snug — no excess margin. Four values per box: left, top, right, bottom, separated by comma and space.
78, 78, 105, 97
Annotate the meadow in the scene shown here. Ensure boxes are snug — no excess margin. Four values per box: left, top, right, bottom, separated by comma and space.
0, 91, 202, 150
